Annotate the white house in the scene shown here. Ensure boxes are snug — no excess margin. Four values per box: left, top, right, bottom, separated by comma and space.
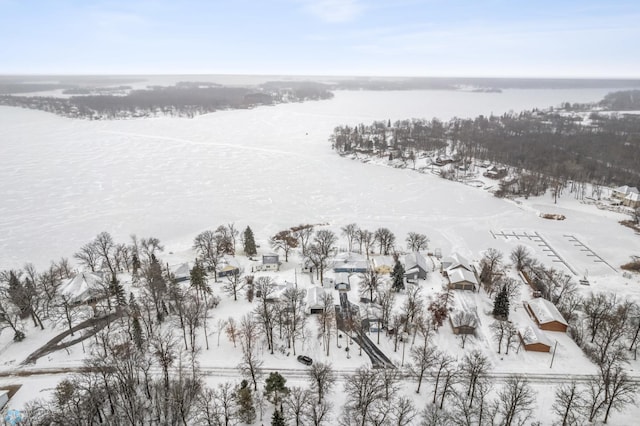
335, 273, 351, 291
305, 286, 326, 315
59, 272, 105, 304
612, 185, 639, 200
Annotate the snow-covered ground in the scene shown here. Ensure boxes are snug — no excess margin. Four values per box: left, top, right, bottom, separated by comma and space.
2, 88, 640, 424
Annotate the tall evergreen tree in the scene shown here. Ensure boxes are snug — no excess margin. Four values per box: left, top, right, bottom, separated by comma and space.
265, 371, 289, 411
271, 409, 286, 426
237, 381, 256, 424
391, 259, 405, 292
243, 226, 257, 257
492, 285, 510, 320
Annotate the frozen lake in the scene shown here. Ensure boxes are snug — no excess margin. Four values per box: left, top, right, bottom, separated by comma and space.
0, 88, 635, 269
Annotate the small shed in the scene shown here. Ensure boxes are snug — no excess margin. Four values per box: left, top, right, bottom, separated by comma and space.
447, 268, 478, 291
404, 252, 428, 280
305, 287, 326, 315
449, 310, 478, 335
523, 298, 568, 332
335, 273, 351, 291
518, 325, 552, 352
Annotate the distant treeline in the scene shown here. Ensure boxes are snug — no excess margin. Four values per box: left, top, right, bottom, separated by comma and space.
0, 81, 333, 119
331, 91, 640, 188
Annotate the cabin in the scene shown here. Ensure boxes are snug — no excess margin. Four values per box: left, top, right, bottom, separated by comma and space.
404, 252, 428, 280
335, 273, 351, 291
518, 325, 552, 352
305, 286, 326, 315
483, 165, 507, 179
612, 185, 639, 200
523, 298, 568, 332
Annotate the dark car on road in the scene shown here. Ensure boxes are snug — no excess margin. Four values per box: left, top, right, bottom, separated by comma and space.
297, 355, 313, 366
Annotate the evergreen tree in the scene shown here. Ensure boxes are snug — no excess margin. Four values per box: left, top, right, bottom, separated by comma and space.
237, 380, 256, 424
492, 285, 510, 320
189, 259, 209, 300
132, 315, 144, 350
244, 226, 257, 257
110, 274, 127, 307
265, 371, 289, 411
131, 253, 141, 276
271, 409, 286, 426
391, 259, 405, 292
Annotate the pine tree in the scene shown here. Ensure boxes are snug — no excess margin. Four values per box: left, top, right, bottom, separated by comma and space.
271, 409, 286, 426
492, 285, 510, 320
190, 259, 208, 300
110, 274, 127, 307
244, 226, 257, 257
265, 372, 289, 410
237, 381, 256, 424
391, 259, 405, 292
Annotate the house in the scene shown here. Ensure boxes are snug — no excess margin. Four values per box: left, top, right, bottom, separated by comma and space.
518, 325, 552, 352
253, 253, 279, 272
447, 268, 477, 290
404, 252, 428, 280
305, 286, 326, 315
170, 263, 191, 282
331, 252, 369, 273
335, 273, 351, 291
483, 165, 507, 179
218, 255, 242, 277
360, 303, 383, 332
449, 309, 478, 335
612, 185, 639, 200
59, 272, 105, 304
523, 298, 568, 332
624, 191, 640, 209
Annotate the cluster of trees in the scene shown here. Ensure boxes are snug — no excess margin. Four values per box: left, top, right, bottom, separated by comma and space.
0, 81, 334, 120
331, 92, 640, 189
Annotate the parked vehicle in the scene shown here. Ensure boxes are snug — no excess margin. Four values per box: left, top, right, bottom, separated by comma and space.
297, 355, 313, 366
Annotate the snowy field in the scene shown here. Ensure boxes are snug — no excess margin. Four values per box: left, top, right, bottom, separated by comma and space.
2, 88, 640, 424
0, 87, 634, 270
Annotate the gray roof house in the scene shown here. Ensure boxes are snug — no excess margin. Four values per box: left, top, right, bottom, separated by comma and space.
404, 252, 428, 280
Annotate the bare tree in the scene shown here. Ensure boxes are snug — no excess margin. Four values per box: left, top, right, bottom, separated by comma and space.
601, 364, 637, 424
390, 396, 417, 426
359, 269, 380, 302
140, 237, 164, 262
460, 350, 490, 408
496, 376, 536, 426
341, 223, 359, 253
374, 227, 396, 255
490, 320, 509, 354
480, 248, 504, 296
306, 397, 332, 426
406, 232, 429, 252
270, 229, 298, 262
253, 277, 277, 353
552, 381, 585, 426
196, 382, 239, 426
342, 367, 385, 426
431, 352, 455, 405
407, 342, 437, 393
74, 242, 99, 272
510, 245, 531, 271
237, 315, 263, 391
283, 386, 311, 426
308, 362, 336, 404
356, 229, 375, 258
291, 224, 314, 256
223, 272, 244, 302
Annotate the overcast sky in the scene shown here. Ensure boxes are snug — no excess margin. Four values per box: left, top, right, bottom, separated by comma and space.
1, 0, 639, 77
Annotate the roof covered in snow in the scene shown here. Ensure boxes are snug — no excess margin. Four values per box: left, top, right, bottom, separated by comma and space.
170, 262, 191, 278
614, 185, 639, 195
442, 252, 473, 272
519, 324, 552, 346
405, 252, 428, 272
305, 286, 325, 308
59, 272, 104, 303
448, 267, 478, 285
335, 272, 350, 284
525, 298, 568, 326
